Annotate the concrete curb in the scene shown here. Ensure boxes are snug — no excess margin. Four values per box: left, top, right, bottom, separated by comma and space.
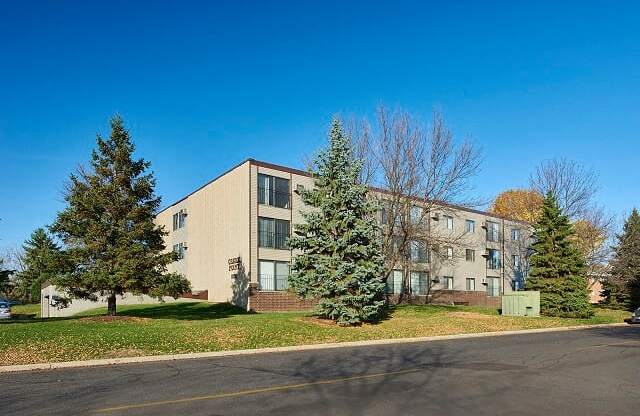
1, 322, 629, 373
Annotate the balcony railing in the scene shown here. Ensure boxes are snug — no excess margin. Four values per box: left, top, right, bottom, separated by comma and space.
487, 257, 501, 270
411, 282, 428, 296
258, 186, 291, 209
258, 274, 289, 291
258, 231, 289, 250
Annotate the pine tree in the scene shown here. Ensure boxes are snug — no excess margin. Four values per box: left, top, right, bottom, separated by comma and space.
0, 259, 13, 297
15, 228, 67, 302
288, 119, 386, 325
51, 116, 191, 316
526, 192, 593, 317
608, 209, 640, 309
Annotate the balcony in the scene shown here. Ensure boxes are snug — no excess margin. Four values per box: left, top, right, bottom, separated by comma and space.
258, 186, 291, 209
258, 273, 289, 291
258, 231, 290, 250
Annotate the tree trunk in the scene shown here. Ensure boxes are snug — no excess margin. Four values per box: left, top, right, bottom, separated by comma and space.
107, 293, 117, 316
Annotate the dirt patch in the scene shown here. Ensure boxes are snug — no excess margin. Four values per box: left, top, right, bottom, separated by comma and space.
79, 316, 151, 323
300, 316, 339, 327
447, 312, 494, 320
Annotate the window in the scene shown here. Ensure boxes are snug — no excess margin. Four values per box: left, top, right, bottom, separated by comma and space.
511, 228, 520, 241
172, 210, 187, 231
173, 242, 186, 260
258, 260, 290, 291
386, 270, 403, 294
380, 207, 388, 225
442, 276, 454, 290
391, 236, 404, 256
258, 217, 290, 250
444, 246, 453, 260
466, 249, 475, 262
466, 278, 476, 291
513, 255, 521, 272
410, 240, 429, 262
465, 219, 475, 233
487, 277, 500, 296
410, 206, 423, 224
410, 271, 429, 295
486, 221, 500, 242
444, 215, 454, 230
258, 174, 290, 208
487, 249, 501, 270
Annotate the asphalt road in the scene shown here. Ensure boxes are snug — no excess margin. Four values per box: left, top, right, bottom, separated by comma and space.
2, 326, 639, 416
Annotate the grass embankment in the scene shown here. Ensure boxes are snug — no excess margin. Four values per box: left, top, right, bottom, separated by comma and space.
0, 302, 628, 366
9, 304, 40, 318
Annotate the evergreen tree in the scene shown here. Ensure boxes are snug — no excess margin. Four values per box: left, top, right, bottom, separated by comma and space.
51, 116, 190, 315
526, 193, 593, 317
0, 259, 13, 297
608, 209, 640, 309
15, 228, 67, 302
288, 119, 386, 325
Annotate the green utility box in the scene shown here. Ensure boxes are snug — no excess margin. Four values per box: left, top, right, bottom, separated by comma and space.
501, 291, 540, 317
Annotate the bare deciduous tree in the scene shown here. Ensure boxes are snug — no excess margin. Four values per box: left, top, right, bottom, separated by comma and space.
349, 106, 482, 301
529, 157, 613, 276
573, 206, 614, 276
529, 158, 598, 219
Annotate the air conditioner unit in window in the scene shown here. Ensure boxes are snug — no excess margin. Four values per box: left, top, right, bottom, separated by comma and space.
481, 278, 487, 285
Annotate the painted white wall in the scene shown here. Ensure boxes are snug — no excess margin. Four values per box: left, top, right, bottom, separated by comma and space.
40, 285, 193, 318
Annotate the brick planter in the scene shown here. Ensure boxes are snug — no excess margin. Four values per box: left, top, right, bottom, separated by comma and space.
248, 283, 316, 312
386, 291, 500, 307
248, 284, 500, 312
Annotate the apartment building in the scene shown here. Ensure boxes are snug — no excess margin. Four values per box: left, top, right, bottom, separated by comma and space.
156, 159, 531, 311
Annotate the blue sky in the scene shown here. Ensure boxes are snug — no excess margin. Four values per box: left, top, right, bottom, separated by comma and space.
1, 1, 639, 248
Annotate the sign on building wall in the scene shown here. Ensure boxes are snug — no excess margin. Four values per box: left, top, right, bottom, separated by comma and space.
228, 257, 241, 271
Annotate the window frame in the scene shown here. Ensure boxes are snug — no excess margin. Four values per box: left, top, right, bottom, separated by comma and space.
386, 269, 404, 295
466, 278, 476, 291
258, 217, 290, 250
410, 271, 429, 295
258, 260, 290, 291
410, 240, 429, 263
486, 221, 500, 242
258, 174, 290, 209
173, 242, 185, 260
444, 246, 454, 260
465, 249, 475, 262
487, 249, 501, 270
444, 215, 454, 230
465, 219, 475, 233
442, 276, 454, 290
487, 277, 500, 296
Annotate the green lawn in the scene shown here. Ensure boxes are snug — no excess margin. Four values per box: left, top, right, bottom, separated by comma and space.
0, 302, 628, 366
9, 303, 40, 318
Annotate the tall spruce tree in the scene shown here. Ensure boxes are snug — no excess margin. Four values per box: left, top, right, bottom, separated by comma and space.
15, 228, 67, 302
51, 116, 190, 315
608, 209, 640, 309
288, 119, 386, 325
526, 193, 593, 317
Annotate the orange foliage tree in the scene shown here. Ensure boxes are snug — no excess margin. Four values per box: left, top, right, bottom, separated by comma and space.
490, 189, 544, 223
